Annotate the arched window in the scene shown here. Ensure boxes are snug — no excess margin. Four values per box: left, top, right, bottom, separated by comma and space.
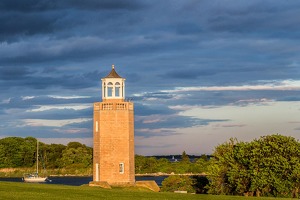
107, 82, 113, 97
115, 82, 120, 97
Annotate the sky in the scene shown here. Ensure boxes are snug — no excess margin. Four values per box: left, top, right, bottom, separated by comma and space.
1, 0, 300, 155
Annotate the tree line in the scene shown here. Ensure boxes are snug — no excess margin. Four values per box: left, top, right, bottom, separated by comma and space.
1, 134, 300, 198
0, 137, 209, 174
135, 152, 210, 174
0, 137, 92, 171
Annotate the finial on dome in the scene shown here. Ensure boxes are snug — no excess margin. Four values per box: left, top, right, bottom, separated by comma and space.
112, 64, 115, 69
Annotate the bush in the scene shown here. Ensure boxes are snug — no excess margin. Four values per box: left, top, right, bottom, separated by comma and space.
206, 134, 300, 197
161, 175, 196, 193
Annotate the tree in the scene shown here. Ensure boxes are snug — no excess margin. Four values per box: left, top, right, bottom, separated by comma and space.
0, 137, 33, 167
60, 144, 92, 169
21, 137, 36, 167
135, 155, 147, 174
44, 144, 66, 168
206, 138, 237, 195
161, 175, 196, 193
67, 142, 85, 149
206, 134, 300, 197
181, 151, 190, 163
0, 137, 95, 172
193, 175, 209, 194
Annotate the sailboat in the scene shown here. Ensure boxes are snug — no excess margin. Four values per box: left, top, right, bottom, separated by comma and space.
23, 140, 47, 182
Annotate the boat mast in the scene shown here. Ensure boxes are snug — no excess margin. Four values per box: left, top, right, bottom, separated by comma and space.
36, 140, 39, 174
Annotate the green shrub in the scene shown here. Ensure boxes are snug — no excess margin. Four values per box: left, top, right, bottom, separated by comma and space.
161, 175, 196, 193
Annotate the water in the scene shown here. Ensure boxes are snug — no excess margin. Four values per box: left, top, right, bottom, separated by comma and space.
0, 176, 166, 186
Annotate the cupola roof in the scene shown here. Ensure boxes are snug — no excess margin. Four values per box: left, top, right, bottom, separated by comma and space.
105, 65, 122, 78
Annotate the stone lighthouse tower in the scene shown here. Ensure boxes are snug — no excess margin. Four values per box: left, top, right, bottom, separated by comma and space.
91, 65, 135, 186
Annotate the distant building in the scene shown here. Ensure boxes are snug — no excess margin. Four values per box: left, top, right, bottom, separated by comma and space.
91, 65, 135, 186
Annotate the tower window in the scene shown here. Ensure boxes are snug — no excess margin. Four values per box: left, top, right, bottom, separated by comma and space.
119, 163, 124, 174
95, 121, 98, 132
115, 82, 120, 97
107, 82, 113, 97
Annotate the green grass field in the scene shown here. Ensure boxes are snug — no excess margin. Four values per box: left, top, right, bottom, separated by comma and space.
0, 181, 293, 200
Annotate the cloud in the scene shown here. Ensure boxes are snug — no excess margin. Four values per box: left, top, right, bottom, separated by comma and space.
22, 118, 90, 127
39, 137, 93, 146
0, 70, 103, 94
1, 0, 300, 155
48, 95, 91, 99
135, 128, 179, 138
135, 113, 226, 138
134, 103, 176, 116
135, 144, 176, 149
0, 96, 95, 110
289, 121, 300, 124
0, 0, 145, 42
162, 80, 300, 93
0, 12, 60, 42
278, 96, 300, 102
160, 68, 217, 79
22, 107, 92, 120
0, 66, 32, 80
53, 128, 90, 134
0, 0, 144, 12
213, 124, 247, 128
204, 1, 300, 35
0, 118, 92, 139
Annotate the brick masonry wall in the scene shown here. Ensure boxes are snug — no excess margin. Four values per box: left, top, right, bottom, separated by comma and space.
93, 101, 135, 185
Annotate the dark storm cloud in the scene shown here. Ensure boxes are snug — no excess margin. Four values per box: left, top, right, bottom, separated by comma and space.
0, 12, 60, 41
135, 115, 227, 138
160, 68, 217, 79
1, 0, 300, 151
2, 126, 59, 138
4, 124, 91, 139
136, 116, 221, 130
0, 0, 143, 12
23, 74, 94, 89
62, 0, 144, 11
62, 119, 92, 131
0, 95, 96, 111
134, 92, 176, 101
0, 68, 102, 90
190, 0, 300, 35
134, 100, 227, 138
134, 103, 176, 116
277, 96, 300, 102
0, 0, 145, 42
0, 66, 32, 80
0, 36, 173, 66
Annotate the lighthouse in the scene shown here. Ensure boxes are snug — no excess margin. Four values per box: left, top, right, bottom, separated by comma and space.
91, 65, 135, 186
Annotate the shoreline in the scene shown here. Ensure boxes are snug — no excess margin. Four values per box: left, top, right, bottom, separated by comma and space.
135, 172, 207, 177
0, 168, 207, 177
1, 173, 207, 178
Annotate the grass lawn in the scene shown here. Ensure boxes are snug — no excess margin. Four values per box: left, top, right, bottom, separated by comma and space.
0, 181, 294, 200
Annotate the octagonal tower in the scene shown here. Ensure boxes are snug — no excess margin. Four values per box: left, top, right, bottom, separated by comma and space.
92, 65, 135, 185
